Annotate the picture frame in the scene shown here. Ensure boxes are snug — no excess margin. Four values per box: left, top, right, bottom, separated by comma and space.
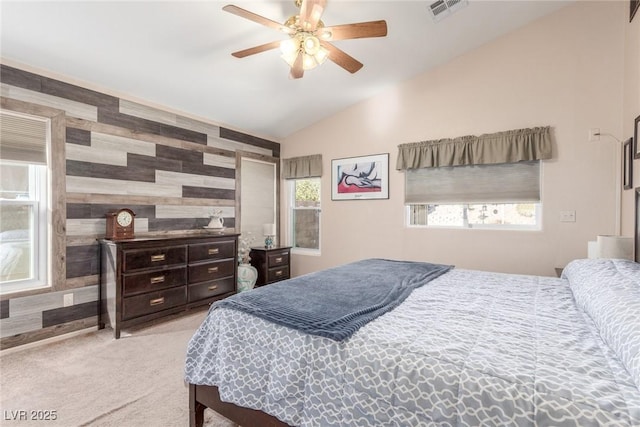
623, 138, 633, 190
331, 153, 389, 200
632, 0, 639, 22
635, 115, 640, 159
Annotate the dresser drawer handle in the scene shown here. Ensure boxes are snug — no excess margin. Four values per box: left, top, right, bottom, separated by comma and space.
150, 254, 166, 262
274, 257, 283, 263
149, 297, 165, 306
208, 285, 219, 291
208, 267, 219, 274
208, 248, 219, 255
275, 270, 283, 276
150, 275, 165, 284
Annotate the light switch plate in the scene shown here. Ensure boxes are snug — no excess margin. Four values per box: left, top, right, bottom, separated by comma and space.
560, 211, 576, 222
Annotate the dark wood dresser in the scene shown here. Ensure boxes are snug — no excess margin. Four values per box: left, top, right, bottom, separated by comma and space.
249, 246, 291, 287
99, 233, 239, 338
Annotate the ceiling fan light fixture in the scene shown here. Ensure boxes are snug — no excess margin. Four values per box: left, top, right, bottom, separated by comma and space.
223, 2, 387, 78
302, 45, 329, 70
280, 34, 328, 71
302, 34, 320, 55
280, 37, 299, 55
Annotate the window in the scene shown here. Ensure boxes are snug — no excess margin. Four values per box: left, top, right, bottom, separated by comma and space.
289, 178, 321, 252
0, 111, 51, 294
407, 202, 540, 229
405, 161, 542, 230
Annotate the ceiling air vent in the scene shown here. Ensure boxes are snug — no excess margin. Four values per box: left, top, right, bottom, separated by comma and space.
428, 0, 469, 22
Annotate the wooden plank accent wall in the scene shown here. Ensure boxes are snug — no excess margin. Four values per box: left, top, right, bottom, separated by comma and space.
0, 64, 281, 349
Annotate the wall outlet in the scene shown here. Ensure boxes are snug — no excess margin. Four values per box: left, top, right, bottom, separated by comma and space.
63, 293, 74, 307
560, 210, 576, 222
588, 128, 600, 142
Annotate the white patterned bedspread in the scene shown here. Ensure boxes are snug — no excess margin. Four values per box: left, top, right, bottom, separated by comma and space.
185, 259, 640, 426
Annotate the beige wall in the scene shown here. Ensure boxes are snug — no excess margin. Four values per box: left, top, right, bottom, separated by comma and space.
282, 1, 634, 277
621, 2, 640, 236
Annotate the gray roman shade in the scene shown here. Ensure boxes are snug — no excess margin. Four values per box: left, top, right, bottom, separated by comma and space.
405, 160, 541, 204
282, 154, 322, 179
396, 126, 552, 170
0, 111, 48, 165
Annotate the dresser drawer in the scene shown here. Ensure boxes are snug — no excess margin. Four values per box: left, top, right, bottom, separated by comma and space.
188, 277, 235, 303
123, 246, 187, 272
189, 240, 236, 262
122, 286, 187, 320
189, 259, 235, 284
267, 266, 289, 283
123, 267, 186, 297
267, 251, 289, 267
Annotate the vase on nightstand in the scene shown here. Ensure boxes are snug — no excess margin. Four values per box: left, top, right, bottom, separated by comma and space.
237, 263, 258, 292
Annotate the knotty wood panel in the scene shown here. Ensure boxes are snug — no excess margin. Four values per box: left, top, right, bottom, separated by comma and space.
66, 245, 100, 278
0, 64, 280, 348
0, 300, 8, 319
67, 203, 156, 220
220, 127, 280, 156
182, 186, 235, 200
42, 301, 97, 328
66, 127, 91, 145
0, 317, 98, 350
98, 107, 208, 144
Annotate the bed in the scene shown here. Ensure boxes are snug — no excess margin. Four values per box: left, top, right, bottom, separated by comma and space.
185, 208, 640, 426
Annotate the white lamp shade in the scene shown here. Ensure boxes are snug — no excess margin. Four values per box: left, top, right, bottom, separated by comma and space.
596, 235, 634, 260
263, 223, 276, 236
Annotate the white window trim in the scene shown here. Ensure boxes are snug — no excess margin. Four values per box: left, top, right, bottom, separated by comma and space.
288, 179, 321, 255
0, 163, 50, 294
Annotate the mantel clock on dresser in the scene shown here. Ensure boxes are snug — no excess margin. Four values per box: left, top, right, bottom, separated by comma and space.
105, 208, 135, 240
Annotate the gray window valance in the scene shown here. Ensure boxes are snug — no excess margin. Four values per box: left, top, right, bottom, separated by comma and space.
396, 126, 552, 170
282, 154, 322, 179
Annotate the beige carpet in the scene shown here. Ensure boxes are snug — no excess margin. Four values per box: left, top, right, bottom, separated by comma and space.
0, 310, 236, 427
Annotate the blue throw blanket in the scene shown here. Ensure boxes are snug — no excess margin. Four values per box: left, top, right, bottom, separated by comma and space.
215, 258, 453, 341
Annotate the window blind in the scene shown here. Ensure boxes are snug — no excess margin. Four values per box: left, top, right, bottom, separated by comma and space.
405, 160, 541, 204
0, 111, 48, 165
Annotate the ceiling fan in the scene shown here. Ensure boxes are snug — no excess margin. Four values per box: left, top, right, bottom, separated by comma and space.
222, 0, 388, 79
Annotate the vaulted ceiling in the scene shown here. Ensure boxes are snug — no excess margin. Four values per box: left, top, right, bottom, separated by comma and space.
0, 1, 572, 140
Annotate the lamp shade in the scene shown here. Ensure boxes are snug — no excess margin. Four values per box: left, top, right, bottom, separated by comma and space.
596, 235, 634, 260
263, 223, 276, 236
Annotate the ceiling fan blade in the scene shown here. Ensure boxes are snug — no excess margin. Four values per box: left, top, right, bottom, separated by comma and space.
299, 0, 326, 31
321, 42, 363, 74
222, 5, 294, 34
319, 20, 388, 41
231, 41, 282, 58
289, 51, 304, 79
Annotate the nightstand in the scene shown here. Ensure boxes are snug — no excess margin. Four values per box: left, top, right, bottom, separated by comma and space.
249, 246, 291, 287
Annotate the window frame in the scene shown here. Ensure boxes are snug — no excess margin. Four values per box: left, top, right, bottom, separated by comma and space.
0, 98, 66, 298
288, 177, 321, 256
405, 202, 542, 231
0, 162, 50, 293
404, 159, 544, 232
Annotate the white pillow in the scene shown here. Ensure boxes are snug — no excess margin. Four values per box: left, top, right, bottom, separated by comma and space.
563, 258, 640, 389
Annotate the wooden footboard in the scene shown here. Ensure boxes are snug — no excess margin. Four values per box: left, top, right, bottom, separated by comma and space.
189, 383, 290, 427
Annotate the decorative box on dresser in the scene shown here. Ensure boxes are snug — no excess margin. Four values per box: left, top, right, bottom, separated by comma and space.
99, 233, 239, 338
249, 246, 291, 287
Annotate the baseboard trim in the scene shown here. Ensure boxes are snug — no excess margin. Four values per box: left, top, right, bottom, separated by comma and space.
0, 317, 98, 352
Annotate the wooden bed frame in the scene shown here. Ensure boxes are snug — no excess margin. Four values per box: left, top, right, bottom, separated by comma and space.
189, 189, 640, 427
189, 383, 288, 427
